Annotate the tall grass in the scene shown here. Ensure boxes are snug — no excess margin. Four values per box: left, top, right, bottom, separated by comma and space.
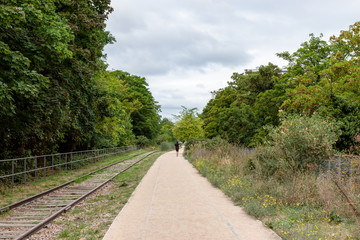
185, 115, 360, 239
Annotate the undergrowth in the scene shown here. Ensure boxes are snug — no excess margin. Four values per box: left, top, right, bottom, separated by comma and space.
0, 149, 149, 207
186, 115, 360, 239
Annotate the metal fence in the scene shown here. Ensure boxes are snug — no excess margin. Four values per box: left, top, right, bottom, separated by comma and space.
0, 145, 138, 187
322, 154, 360, 179
238, 148, 359, 179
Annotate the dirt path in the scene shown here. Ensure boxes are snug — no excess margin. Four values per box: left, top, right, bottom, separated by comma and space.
102, 149, 280, 240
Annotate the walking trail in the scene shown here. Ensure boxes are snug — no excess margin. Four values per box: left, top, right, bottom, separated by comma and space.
103, 149, 280, 240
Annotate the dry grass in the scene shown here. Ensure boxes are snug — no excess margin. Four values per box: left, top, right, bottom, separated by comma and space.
0, 150, 148, 207
28, 151, 163, 240
186, 142, 360, 239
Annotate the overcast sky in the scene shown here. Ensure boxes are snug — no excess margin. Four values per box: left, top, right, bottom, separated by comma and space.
103, 0, 360, 120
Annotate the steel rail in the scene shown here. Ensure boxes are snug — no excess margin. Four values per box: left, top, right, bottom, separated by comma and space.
13, 151, 157, 240
0, 151, 146, 214
0, 146, 136, 162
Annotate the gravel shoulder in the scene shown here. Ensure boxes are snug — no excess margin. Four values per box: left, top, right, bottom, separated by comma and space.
103, 149, 280, 240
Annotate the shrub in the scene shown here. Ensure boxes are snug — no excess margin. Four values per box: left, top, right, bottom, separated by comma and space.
255, 114, 340, 176
160, 142, 173, 151
184, 138, 208, 152
136, 135, 151, 148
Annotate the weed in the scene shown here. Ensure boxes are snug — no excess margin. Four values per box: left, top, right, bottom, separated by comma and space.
186, 139, 359, 239
0, 150, 147, 206
50, 151, 162, 239
57, 229, 70, 238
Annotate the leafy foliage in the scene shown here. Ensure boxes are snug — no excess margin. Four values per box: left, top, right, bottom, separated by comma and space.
278, 23, 360, 150
92, 71, 135, 148
109, 71, 161, 140
256, 114, 340, 176
157, 118, 176, 143
201, 63, 282, 146
201, 21, 360, 152
173, 106, 204, 142
160, 141, 174, 151
0, 1, 161, 159
0, 0, 76, 157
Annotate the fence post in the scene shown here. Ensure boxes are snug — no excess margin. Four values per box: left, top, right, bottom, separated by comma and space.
35, 157, 37, 179
44, 156, 46, 177
12, 159, 14, 188
52, 155, 54, 176
59, 155, 62, 172
24, 159, 26, 185
0, 146, 138, 187
74, 152, 76, 169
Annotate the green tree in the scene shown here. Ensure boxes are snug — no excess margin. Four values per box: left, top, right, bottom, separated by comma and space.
55, 0, 114, 152
92, 70, 135, 148
109, 70, 161, 141
173, 107, 204, 141
0, 0, 114, 158
0, 0, 74, 157
201, 63, 282, 146
202, 87, 237, 139
278, 22, 360, 150
277, 33, 332, 84
157, 118, 176, 143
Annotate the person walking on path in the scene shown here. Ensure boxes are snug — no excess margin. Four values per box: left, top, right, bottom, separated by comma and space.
175, 141, 180, 157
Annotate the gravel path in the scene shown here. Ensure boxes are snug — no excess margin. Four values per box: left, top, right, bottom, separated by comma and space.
103, 149, 280, 240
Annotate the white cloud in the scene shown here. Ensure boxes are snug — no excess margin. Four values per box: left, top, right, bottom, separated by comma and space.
104, 0, 360, 120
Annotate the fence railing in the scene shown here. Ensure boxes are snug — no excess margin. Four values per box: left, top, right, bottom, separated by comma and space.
0, 145, 138, 187
238, 148, 359, 179
322, 154, 360, 179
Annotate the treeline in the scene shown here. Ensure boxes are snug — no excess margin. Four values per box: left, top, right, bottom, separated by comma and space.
201, 21, 360, 152
0, 0, 161, 159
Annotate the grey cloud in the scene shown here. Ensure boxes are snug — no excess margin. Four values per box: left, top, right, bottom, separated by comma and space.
106, 29, 251, 76
105, 0, 360, 119
105, 1, 253, 76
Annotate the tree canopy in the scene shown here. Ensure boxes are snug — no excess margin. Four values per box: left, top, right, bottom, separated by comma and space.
173, 107, 204, 142
201, 63, 282, 146
201, 21, 360, 151
0, 0, 161, 158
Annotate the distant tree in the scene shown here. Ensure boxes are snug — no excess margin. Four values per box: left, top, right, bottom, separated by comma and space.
157, 118, 176, 143
202, 87, 237, 139
201, 22, 360, 151
201, 63, 281, 146
109, 70, 161, 141
92, 71, 135, 148
278, 23, 360, 150
173, 107, 204, 142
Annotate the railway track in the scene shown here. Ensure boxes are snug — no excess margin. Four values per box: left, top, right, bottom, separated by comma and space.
0, 151, 157, 240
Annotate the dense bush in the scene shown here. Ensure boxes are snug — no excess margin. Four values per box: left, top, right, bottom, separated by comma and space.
184, 138, 208, 152
160, 142, 174, 151
255, 114, 340, 176
186, 139, 360, 238
136, 136, 151, 148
